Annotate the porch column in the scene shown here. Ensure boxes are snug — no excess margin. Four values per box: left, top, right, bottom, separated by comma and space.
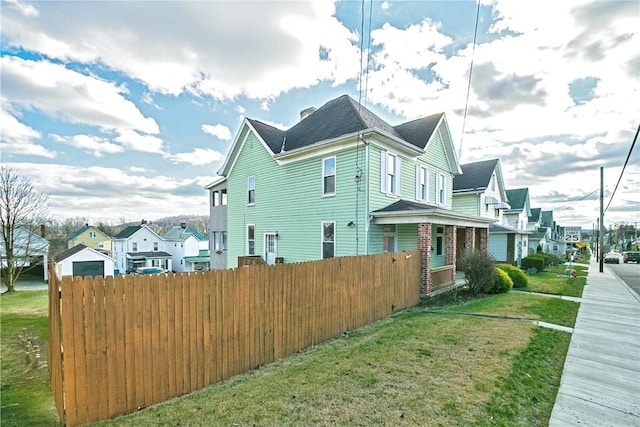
478, 228, 488, 252
445, 225, 456, 283
418, 222, 432, 294
465, 227, 476, 254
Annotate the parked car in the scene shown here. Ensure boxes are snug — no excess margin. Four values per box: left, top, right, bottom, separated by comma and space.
604, 253, 622, 264
134, 267, 165, 275
623, 251, 640, 264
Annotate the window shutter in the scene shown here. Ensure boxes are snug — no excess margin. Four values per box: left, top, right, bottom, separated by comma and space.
415, 165, 421, 200
396, 156, 402, 195
380, 151, 387, 193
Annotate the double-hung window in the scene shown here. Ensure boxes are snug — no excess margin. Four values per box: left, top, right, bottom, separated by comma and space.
247, 225, 255, 255
380, 151, 402, 196
321, 221, 335, 259
322, 157, 336, 196
415, 165, 429, 203
437, 173, 446, 206
247, 176, 255, 205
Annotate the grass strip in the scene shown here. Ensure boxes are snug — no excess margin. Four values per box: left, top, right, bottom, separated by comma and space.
525, 273, 586, 298
433, 293, 579, 328
0, 291, 60, 427
475, 328, 571, 426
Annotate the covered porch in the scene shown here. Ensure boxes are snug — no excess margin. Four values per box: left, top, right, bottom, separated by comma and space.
372, 200, 493, 294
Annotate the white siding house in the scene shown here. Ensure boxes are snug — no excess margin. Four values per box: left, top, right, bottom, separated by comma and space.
54, 244, 115, 279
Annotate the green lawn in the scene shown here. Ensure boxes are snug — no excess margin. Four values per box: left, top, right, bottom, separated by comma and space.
2, 268, 581, 427
0, 290, 61, 427
525, 273, 586, 298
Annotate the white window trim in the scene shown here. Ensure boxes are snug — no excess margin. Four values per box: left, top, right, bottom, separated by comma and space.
437, 173, 446, 206
322, 156, 336, 197
321, 221, 336, 259
246, 224, 255, 255
247, 175, 255, 206
415, 164, 429, 203
380, 150, 402, 196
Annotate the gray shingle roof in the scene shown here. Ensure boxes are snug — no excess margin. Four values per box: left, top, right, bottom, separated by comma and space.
112, 225, 142, 239
372, 199, 440, 213
505, 188, 529, 211
528, 207, 542, 223
54, 244, 88, 262
248, 94, 445, 153
453, 159, 499, 192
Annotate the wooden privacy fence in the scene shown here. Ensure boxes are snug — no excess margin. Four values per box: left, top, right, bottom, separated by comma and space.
48, 251, 421, 425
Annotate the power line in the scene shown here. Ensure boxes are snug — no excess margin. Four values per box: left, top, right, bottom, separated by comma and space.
605, 123, 639, 213
458, 0, 481, 160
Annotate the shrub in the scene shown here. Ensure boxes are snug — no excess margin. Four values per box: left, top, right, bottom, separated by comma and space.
547, 254, 562, 266
492, 268, 513, 294
461, 250, 496, 295
497, 263, 528, 288
521, 255, 546, 272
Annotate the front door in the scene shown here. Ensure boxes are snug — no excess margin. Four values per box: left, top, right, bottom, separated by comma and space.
264, 233, 277, 265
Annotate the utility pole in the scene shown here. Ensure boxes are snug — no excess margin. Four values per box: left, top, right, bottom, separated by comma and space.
599, 167, 604, 273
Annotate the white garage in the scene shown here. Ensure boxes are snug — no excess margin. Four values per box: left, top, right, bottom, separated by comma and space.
54, 244, 115, 280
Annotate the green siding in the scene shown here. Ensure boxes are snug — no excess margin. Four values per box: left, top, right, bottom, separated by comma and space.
227, 121, 459, 265
227, 132, 367, 267
452, 193, 479, 216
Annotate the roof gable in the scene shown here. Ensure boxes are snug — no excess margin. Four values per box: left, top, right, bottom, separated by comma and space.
506, 188, 529, 211
112, 225, 142, 239
54, 244, 113, 262
162, 226, 208, 241
454, 159, 499, 192
220, 94, 461, 176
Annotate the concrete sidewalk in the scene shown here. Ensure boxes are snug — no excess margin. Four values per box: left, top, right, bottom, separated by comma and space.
549, 258, 640, 426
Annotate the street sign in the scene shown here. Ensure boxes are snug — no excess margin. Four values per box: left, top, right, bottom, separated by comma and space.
564, 227, 581, 243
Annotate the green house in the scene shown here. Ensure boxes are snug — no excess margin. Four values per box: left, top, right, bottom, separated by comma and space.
215, 95, 492, 293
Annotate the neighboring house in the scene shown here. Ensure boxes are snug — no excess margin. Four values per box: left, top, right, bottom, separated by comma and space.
216, 94, 492, 293
452, 158, 509, 267
162, 223, 210, 272
206, 177, 227, 270
541, 210, 564, 255
67, 224, 111, 254
527, 207, 550, 255
0, 225, 50, 281
111, 221, 172, 273
53, 244, 115, 280
488, 188, 532, 265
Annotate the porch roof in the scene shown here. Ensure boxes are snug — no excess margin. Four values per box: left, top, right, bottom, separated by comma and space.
126, 251, 172, 260
372, 200, 495, 228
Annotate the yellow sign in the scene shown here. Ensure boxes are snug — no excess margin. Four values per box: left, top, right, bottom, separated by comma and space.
575, 242, 585, 249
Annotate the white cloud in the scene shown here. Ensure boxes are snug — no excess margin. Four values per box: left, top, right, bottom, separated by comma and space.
0, 102, 55, 158
50, 134, 124, 157
1, 1, 360, 99
5, 0, 38, 17
165, 148, 225, 166
1, 56, 160, 134
5, 162, 211, 222
114, 130, 165, 154
201, 124, 232, 141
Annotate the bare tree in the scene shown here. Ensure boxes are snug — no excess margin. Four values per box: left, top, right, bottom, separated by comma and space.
0, 167, 50, 292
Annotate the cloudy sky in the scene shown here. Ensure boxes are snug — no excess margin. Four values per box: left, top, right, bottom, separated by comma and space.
1, 0, 638, 230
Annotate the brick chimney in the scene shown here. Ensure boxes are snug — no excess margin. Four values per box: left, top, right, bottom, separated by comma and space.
40, 224, 46, 237
180, 222, 187, 229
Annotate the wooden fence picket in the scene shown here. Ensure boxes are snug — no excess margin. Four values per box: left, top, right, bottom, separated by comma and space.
48, 251, 420, 425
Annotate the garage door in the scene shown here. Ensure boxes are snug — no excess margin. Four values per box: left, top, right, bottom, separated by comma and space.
72, 261, 105, 278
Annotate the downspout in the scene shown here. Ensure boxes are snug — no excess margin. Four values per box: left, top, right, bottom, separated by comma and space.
365, 141, 370, 255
